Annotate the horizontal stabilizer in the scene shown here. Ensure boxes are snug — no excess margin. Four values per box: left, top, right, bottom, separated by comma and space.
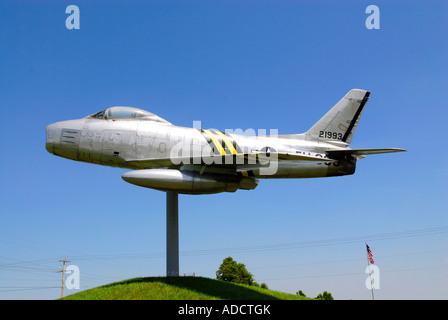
327, 148, 406, 160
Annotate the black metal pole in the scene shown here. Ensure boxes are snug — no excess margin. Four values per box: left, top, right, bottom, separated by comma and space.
166, 191, 179, 277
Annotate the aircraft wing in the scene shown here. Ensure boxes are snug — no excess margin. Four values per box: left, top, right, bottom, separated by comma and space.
126, 152, 328, 170
326, 148, 406, 160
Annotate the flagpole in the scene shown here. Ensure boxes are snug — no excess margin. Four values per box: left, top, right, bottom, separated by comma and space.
366, 242, 375, 300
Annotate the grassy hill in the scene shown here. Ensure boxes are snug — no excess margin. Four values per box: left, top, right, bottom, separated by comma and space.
61, 276, 312, 300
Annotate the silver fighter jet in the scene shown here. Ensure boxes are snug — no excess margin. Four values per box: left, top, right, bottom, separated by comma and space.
45, 89, 405, 194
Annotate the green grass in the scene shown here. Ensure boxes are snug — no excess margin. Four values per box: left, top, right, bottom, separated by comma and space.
61, 276, 313, 300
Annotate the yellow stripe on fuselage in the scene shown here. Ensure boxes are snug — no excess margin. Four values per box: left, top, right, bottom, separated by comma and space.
214, 131, 237, 155
203, 129, 226, 155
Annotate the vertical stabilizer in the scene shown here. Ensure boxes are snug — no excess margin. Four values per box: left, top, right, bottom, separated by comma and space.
306, 89, 370, 145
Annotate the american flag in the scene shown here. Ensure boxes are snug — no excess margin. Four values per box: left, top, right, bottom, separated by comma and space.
366, 244, 374, 264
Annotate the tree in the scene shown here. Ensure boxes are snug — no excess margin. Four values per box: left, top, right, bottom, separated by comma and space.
296, 290, 306, 297
315, 291, 334, 300
216, 257, 255, 286
260, 283, 269, 289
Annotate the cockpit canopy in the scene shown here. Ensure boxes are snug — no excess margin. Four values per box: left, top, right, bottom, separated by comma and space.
86, 106, 171, 124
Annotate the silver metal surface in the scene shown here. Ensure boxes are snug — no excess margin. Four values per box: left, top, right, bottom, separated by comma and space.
46, 89, 405, 194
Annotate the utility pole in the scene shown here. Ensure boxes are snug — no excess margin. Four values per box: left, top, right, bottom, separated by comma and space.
59, 257, 71, 298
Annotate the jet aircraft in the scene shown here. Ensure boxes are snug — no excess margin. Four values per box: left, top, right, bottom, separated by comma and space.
45, 89, 405, 194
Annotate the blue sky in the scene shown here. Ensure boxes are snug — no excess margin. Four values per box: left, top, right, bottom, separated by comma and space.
1, 1, 447, 299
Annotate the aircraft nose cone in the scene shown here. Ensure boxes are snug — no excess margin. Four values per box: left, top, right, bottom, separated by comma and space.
45, 123, 57, 154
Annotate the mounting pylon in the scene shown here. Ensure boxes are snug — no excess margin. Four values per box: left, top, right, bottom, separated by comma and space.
166, 191, 179, 277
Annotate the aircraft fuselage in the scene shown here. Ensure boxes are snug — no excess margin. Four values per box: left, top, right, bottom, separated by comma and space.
46, 117, 355, 180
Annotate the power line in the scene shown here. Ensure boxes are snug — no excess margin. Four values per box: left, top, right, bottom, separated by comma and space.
249, 248, 448, 271
262, 264, 448, 282
2, 226, 446, 264
0, 286, 60, 293
61, 226, 448, 261
179, 226, 448, 257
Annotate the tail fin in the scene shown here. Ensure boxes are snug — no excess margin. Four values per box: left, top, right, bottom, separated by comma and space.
306, 89, 370, 145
